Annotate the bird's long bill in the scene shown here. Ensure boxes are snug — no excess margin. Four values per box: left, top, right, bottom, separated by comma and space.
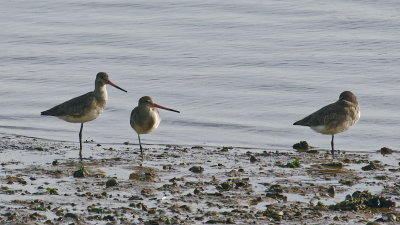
107, 80, 128, 92
153, 103, 180, 113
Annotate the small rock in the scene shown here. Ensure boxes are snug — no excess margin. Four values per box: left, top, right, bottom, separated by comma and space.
64, 213, 78, 219
102, 215, 115, 221
339, 179, 354, 186
189, 166, 204, 173
194, 188, 203, 195
141, 188, 153, 196
292, 141, 309, 151
342, 158, 352, 163
170, 204, 191, 213
362, 162, 378, 171
129, 167, 160, 182
106, 178, 118, 187
52, 160, 60, 166
380, 147, 393, 155
328, 186, 335, 197
221, 146, 233, 152
250, 155, 257, 163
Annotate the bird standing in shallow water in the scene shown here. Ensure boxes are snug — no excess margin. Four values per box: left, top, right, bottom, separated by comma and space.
293, 91, 360, 155
41, 72, 127, 160
130, 96, 180, 156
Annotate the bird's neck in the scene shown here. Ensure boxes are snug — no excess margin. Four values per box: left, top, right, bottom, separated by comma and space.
94, 83, 108, 104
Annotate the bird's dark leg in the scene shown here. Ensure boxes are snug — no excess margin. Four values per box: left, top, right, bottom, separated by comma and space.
79, 123, 83, 161
138, 134, 143, 156
331, 135, 335, 156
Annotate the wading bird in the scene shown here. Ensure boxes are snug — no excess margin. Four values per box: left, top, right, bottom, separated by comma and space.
293, 91, 360, 155
130, 96, 180, 156
41, 72, 127, 160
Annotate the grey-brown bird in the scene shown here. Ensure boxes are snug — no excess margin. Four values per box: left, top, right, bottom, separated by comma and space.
41, 72, 127, 160
293, 91, 360, 155
130, 96, 180, 156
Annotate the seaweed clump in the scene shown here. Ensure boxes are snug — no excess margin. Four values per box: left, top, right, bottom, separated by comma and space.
329, 191, 395, 211
279, 159, 301, 168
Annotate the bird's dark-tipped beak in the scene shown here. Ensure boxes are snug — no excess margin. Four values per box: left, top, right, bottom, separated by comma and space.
107, 80, 127, 92
152, 103, 180, 113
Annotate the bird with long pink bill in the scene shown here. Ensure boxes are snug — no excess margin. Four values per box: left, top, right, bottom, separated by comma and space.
41, 72, 127, 160
130, 96, 180, 156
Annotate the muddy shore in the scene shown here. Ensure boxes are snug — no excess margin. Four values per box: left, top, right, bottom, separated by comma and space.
0, 133, 399, 225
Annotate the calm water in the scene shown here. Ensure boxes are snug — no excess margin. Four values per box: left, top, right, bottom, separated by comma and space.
1, 0, 399, 151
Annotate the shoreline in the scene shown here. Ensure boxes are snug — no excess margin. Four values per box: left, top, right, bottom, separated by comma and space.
0, 133, 399, 224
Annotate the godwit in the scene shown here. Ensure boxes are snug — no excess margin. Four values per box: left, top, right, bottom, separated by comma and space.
293, 91, 360, 155
130, 96, 180, 156
41, 72, 127, 160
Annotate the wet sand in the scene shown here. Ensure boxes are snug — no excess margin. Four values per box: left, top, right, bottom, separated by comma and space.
0, 133, 399, 224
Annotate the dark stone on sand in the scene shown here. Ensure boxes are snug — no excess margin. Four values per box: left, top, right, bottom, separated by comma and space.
141, 188, 153, 196
105, 178, 118, 187
362, 162, 379, 171
292, 141, 309, 151
379, 147, 393, 155
339, 179, 354, 186
264, 208, 283, 221
217, 178, 251, 191
189, 166, 204, 173
102, 215, 115, 221
194, 187, 203, 195
249, 197, 263, 205
365, 196, 396, 208
327, 186, 335, 197
374, 175, 389, 180
342, 158, 352, 163
169, 204, 191, 213
250, 155, 258, 163
265, 185, 287, 201
64, 213, 78, 219
129, 167, 160, 182
221, 146, 233, 152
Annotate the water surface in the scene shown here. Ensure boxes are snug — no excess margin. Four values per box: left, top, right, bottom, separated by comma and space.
1, 0, 399, 151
